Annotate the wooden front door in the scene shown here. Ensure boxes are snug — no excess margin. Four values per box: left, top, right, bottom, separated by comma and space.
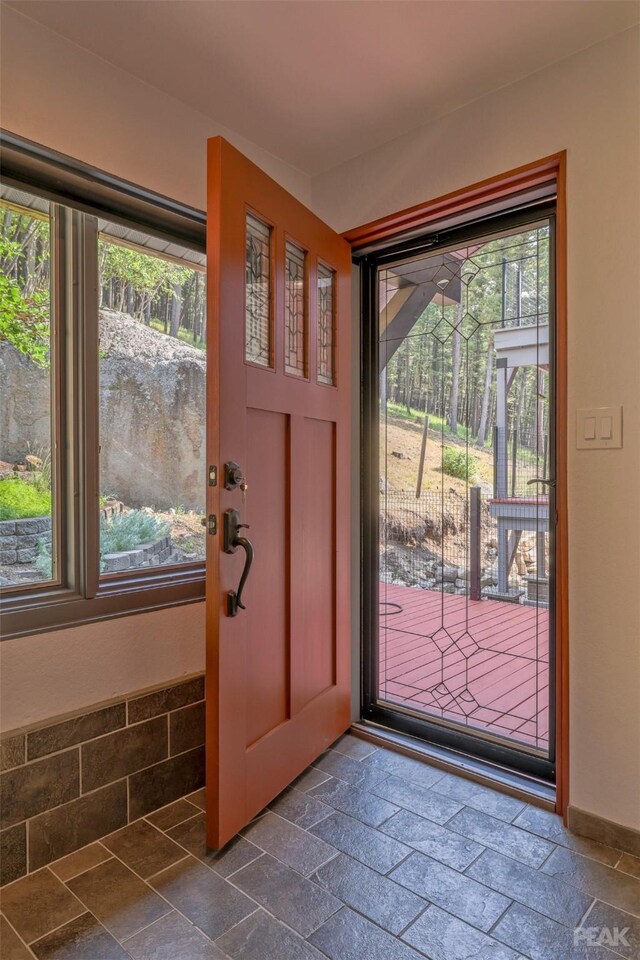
205, 138, 352, 849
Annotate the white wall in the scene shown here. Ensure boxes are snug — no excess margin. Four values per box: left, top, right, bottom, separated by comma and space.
0, 6, 311, 210
0, 605, 205, 730
312, 27, 640, 833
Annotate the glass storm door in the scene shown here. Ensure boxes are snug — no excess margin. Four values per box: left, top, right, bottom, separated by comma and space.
205, 138, 352, 849
365, 209, 556, 780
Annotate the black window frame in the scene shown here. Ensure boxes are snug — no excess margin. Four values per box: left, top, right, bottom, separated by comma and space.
0, 132, 207, 640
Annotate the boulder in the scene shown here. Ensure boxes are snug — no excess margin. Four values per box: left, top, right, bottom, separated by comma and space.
0, 310, 206, 512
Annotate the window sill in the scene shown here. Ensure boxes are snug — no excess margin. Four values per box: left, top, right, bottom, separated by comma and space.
0, 565, 205, 640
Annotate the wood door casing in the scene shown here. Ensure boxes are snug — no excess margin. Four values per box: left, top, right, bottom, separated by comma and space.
205, 138, 352, 849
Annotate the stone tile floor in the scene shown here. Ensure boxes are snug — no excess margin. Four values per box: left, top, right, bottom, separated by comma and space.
1, 734, 639, 959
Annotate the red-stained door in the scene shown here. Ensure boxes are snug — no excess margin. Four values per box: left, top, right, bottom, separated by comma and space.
205, 138, 352, 848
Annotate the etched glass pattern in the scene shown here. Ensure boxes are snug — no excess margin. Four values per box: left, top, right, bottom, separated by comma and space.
245, 214, 272, 367
317, 263, 335, 385
284, 241, 306, 377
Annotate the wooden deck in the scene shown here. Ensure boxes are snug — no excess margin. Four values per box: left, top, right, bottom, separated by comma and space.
379, 582, 549, 751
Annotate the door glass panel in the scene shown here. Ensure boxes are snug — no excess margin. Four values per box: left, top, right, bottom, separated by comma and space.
0, 188, 55, 587
97, 222, 206, 575
284, 240, 306, 377
378, 222, 552, 757
317, 262, 335, 385
245, 213, 272, 367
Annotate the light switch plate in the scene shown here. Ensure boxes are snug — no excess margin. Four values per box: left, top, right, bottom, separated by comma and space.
577, 406, 622, 449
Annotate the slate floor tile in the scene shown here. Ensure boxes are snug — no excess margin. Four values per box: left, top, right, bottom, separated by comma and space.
493, 901, 614, 960
146, 798, 201, 832
512, 805, 621, 866
390, 851, 511, 932
49, 843, 112, 883
581, 899, 640, 960
269, 786, 333, 829
167, 813, 263, 877
431, 774, 526, 823
290, 767, 332, 793
312, 749, 388, 789
189, 788, 207, 810
102, 819, 187, 879
123, 910, 228, 960
216, 908, 325, 960
371, 775, 463, 825
381, 809, 485, 871
541, 846, 640, 917
309, 906, 426, 960
617, 853, 640, 880
241, 812, 337, 876
312, 851, 425, 935
66, 857, 171, 941
310, 811, 411, 874
232, 852, 340, 936
30, 912, 130, 960
0, 915, 34, 960
330, 734, 378, 761
402, 903, 522, 960
447, 805, 555, 867
365, 748, 446, 790
310, 777, 400, 827
149, 855, 257, 941
0, 868, 84, 945
467, 848, 592, 927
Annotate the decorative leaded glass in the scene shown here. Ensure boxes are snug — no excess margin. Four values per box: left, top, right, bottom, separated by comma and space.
285, 241, 306, 377
245, 213, 272, 366
317, 262, 335, 385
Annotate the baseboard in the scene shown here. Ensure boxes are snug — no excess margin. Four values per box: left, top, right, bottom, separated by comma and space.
568, 805, 640, 858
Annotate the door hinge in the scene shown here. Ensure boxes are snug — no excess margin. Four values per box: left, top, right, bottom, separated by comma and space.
207, 514, 217, 535
208, 465, 217, 487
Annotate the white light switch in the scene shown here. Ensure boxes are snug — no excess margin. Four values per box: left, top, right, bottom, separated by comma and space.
577, 406, 623, 449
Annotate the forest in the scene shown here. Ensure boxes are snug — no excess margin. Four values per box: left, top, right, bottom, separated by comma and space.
0, 199, 206, 368
382, 226, 550, 459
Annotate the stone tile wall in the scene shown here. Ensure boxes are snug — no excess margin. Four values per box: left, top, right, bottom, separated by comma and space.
0, 674, 205, 886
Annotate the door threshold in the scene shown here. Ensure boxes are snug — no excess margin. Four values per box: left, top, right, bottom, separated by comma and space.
351, 719, 556, 811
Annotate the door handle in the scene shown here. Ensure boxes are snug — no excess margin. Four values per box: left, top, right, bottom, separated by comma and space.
223, 509, 254, 617
527, 477, 556, 487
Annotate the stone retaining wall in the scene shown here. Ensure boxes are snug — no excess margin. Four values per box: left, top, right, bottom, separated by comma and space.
102, 534, 181, 573
0, 516, 51, 564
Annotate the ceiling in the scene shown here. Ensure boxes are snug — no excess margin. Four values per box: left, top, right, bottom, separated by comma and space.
7, 0, 639, 175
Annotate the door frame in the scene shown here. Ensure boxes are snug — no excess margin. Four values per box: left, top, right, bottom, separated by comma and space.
343, 152, 569, 818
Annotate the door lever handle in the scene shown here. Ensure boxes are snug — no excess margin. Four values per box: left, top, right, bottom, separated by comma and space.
527, 477, 556, 487
223, 509, 254, 617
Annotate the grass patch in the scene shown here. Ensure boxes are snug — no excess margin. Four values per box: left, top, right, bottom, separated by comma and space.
0, 476, 51, 521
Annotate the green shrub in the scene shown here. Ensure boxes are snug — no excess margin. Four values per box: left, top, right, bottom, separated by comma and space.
442, 446, 477, 482
0, 476, 51, 520
100, 509, 169, 555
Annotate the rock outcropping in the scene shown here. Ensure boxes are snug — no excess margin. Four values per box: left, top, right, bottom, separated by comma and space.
0, 310, 206, 511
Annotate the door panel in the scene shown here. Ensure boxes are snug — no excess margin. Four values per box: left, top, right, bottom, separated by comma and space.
206, 138, 351, 849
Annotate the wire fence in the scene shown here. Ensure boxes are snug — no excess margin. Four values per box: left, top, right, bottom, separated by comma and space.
380, 490, 549, 604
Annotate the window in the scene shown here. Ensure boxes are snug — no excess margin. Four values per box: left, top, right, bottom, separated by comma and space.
0, 139, 206, 638
0, 190, 54, 589
97, 226, 206, 576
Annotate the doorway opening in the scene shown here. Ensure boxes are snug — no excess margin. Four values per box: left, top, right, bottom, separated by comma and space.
360, 204, 557, 784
